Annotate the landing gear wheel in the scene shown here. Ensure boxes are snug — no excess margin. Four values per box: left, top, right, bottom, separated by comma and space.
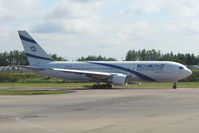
101, 84, 107, 89
173, 81, 177, 89
173, 85, 177, 89
93, 85, 98, 89
107, 84, 112, 89
92, 84, 112, 89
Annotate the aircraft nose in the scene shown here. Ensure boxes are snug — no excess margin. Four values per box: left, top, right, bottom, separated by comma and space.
185, 68, 192, 77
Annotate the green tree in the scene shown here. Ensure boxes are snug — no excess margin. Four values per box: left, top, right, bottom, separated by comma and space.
50, 54, 67, 61
77, 55, 117, 61
125, 50, 137, 61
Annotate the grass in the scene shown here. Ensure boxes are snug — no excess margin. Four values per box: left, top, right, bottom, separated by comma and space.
0, 82, 198, 89
0, 82, 93, 88
0, 82, 198, 95
0, 90, 72, 95
0, 70, 66, 83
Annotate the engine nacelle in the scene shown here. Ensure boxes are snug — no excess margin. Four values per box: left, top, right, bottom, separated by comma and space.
111, 74, 127, 86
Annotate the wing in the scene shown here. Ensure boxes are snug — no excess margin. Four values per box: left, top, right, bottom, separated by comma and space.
16, 66, 112, 81
52, 68, 111, 80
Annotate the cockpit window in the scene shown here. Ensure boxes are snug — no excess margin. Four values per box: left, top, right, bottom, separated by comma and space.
179, 66, 184, 70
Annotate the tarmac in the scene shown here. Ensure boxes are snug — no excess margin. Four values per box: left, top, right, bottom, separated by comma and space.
0, 88, 199, 133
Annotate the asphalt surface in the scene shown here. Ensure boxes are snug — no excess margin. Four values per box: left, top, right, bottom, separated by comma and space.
0, 88, 199, 133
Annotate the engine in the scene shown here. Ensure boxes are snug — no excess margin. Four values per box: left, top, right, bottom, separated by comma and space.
110, 74, 127, 86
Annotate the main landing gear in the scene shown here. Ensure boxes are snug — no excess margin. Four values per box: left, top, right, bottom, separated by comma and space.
92, 84, 112, 89
173, 81, 177, 89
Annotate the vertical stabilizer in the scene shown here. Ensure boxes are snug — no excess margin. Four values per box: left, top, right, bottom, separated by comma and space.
18, 31, 54, 65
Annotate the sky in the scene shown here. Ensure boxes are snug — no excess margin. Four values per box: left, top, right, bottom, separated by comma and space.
0, 0, 199, 60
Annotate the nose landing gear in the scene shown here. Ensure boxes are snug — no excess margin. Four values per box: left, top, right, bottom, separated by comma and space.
173, 81, 177, 89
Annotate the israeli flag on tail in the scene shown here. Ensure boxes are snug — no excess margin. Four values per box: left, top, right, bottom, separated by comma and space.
18, 31, 54, 65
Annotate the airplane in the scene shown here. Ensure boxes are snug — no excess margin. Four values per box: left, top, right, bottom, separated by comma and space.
17, 30, 192, 89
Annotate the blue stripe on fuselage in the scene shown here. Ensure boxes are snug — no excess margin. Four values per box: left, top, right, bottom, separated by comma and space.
26, 53, 54, 61
19, 34, 37, 43
87, 62, 156, 81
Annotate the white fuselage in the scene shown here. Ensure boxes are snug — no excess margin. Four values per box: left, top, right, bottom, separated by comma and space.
27, 61, 192, 84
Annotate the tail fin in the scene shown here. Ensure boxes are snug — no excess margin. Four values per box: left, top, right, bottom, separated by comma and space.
18, 30, 54, 65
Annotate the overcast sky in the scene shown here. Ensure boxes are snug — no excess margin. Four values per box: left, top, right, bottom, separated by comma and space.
0, 0, 199, 60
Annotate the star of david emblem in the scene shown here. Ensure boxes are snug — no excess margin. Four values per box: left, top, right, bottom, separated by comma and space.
31, 46, 37, 52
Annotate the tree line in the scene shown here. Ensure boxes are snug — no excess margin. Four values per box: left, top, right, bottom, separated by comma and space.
0, 50, 66, 66
0, 51, 28, 66
126, 49, 199, 65
77, 55, 117, 61
0, 49, 198, 66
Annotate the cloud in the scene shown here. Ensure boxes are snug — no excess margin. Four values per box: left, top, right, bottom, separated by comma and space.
129, 0, 165, 15
128, 0, 199, 19
165, 0, 199, 18
0, 0, 40, 20
32, 21, 65, 33
43, 0, 103, 19
31, 0, 199, 59
1, 0, 199, 60
32, 0, 105, 34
